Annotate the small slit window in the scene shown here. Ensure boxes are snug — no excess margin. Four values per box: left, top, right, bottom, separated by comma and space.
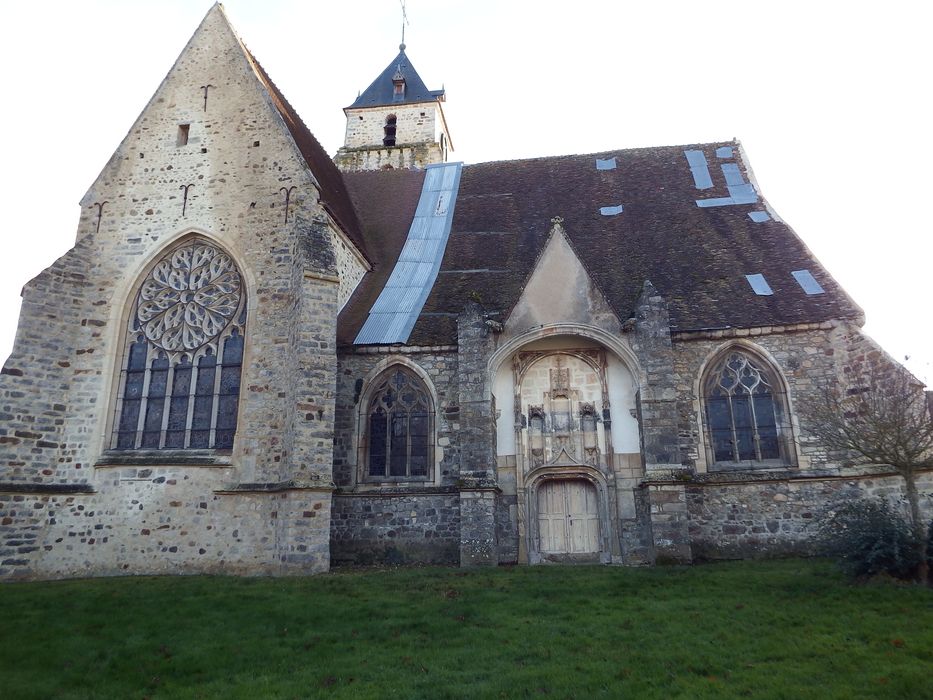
177, 124, 190, 146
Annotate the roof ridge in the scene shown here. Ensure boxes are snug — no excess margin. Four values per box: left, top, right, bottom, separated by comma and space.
462, 140, 740, 169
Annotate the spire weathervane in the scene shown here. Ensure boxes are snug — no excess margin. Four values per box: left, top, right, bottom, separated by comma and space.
399, 0, 409, 49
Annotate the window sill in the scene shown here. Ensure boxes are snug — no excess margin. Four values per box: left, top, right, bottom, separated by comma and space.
335, 484, 456, 496
708, 461, 795, 473
360, 476, 433, 485
96, 450, 233, 468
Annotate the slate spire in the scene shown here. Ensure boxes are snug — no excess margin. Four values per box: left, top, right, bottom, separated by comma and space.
348, 45, 445, 109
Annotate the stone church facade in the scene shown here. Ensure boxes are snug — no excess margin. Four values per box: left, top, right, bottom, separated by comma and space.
1, 5, 930, 580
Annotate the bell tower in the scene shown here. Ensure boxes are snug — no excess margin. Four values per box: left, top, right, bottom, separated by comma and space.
334, 43, 453, 172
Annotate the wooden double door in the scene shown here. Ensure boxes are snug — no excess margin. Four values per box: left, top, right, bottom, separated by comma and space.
537, 479, 600, 556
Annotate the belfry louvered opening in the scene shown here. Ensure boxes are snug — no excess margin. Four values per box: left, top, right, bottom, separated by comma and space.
110, 238, 246, 452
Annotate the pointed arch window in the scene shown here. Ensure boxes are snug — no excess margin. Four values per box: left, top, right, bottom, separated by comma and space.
110, 239, 246, 452
383, 115, 397, 147
703, 350, 795, 469
364, 366, 433, 481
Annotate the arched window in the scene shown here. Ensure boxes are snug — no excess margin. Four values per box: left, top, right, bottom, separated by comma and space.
383, 114, 397, 147
703, 349, 794, 469
110, 239, 246, 452
365, 366, 433, 480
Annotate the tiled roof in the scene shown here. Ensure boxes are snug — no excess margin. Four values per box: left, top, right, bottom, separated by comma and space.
339, 142, 862, 346
348, 47, 444, 109
244, 49, 368, 259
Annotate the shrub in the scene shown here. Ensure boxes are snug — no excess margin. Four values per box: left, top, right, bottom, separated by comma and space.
818, 499, 922, 580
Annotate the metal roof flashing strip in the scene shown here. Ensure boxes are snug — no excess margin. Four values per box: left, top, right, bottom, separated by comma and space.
745, 273, 774, 296
354, 162, 463, 345
684, 150, 713, 190
792, 269, 825, 295
696, 162, 759, 208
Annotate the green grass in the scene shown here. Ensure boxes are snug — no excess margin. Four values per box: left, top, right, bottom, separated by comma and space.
2, 559, 931, 699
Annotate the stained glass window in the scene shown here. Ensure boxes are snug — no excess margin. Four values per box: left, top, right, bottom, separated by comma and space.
111, 239, 246, 451
366, 367, 433, 480
704, 351, 790, 467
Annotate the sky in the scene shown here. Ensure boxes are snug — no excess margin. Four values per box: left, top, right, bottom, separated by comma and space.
0, 0, 930, 383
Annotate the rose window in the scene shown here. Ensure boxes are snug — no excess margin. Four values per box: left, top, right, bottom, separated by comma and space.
136, 243, 242, 352
112, 239, 246, 452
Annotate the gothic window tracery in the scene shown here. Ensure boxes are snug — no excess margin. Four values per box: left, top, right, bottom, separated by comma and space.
703, 350, 793, 468
111, 239, 246, 452
365, 366, 433, 480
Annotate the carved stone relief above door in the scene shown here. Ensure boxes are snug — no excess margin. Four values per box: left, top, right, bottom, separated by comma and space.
515, 351, 611, 469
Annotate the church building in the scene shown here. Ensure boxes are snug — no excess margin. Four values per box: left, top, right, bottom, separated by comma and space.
1, 5, 929, 579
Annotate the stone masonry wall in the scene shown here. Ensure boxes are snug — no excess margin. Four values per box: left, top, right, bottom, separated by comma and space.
334, 142, 444, 173
670, 320, 891, 472
331, 231, 367, 311
333, 348, 460, 488
0, 240, 94, 485
683, 469, 933, 560
342, 104, 440, 150
331, 491, 460, 565
0, 469, 331, 580
629, 282, 683, 471
330, 347, 462, 563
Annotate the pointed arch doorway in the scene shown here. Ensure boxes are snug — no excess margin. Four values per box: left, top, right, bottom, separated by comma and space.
526, 463, 611, 564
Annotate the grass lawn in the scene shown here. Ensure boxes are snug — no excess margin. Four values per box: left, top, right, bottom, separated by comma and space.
2, 558, 931, 699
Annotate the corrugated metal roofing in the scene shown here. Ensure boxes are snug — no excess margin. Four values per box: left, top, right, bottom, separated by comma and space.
354, 162, 462, 344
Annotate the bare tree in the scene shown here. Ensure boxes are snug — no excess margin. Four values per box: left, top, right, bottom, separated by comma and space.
806, 364, 933, 582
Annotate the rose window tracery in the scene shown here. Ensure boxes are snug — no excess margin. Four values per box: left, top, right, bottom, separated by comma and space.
136, 243, 242, 352
112, 238, 246, 452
